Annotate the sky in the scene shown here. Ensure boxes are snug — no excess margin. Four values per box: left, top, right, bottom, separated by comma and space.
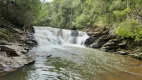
41, 0, 53, 2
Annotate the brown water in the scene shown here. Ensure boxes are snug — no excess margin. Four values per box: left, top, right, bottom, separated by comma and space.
1, 45, 142, 80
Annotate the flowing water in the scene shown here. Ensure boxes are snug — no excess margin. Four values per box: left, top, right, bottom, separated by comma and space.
1, 27, 142, 80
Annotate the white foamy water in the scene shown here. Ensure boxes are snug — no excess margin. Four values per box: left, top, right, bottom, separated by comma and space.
33, 26, 89, 47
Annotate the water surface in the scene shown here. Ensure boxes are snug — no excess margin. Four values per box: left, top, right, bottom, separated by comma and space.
1, 45, 142, 80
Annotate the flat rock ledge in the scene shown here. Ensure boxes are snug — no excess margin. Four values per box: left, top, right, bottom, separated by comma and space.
0, 41, 36, 75
85, 27, 142, 60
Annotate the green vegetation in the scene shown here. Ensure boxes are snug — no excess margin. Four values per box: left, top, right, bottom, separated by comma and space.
0, 28, 14, 41
0, 0, 41, 28
0, 0, 41, 41
36, 0, 142, 40
0, 0, 142, 41
116, 19, 142, 41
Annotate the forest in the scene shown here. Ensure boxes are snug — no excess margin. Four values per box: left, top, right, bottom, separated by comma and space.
37, 0, 142, 41
0, 0, 142, 41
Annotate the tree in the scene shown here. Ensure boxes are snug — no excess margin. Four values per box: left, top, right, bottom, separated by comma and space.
0, 0, 41, 30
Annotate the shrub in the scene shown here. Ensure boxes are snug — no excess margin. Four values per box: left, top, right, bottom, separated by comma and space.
0, 28, 14, 42
116, 20, 142, 41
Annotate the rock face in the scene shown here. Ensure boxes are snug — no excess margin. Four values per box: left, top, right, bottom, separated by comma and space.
91, 35, 110, 48
0, 28, 37, 74
85, 27, 111, 48
101, 39, 120, 52
129, 53, 142, 60
84, 37, 95, 46
85, 27, 142, 61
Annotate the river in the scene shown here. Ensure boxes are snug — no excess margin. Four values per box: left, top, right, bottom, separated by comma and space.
1, 27, 142, 80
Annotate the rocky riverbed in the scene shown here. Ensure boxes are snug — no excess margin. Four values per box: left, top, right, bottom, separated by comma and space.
84, 27, 142, 60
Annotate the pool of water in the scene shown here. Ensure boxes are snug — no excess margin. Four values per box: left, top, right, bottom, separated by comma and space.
1, 45, 142, 80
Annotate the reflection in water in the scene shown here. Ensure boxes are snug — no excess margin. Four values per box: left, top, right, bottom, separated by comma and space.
1, 46, 142, 80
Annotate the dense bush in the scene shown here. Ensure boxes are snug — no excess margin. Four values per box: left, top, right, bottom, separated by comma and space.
0, 0, 41, 28
116, 20, 142, 41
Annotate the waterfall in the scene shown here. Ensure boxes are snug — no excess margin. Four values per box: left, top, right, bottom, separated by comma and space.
33, 26, 89, 46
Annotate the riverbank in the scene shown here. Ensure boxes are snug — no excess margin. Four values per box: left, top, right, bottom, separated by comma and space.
0, 24, 37, 75
84, 26, 142, 60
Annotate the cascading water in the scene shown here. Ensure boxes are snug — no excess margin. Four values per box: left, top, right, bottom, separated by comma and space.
34, 26, 89, 46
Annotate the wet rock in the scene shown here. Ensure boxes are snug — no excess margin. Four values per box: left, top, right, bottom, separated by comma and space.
101, 39, 120, 52
25, 40, 34, 45
129, 53, 142, 60
84, 37, 95, 46
103, 41, 117, 46
31, 40, 38, 46
25, 40, 37, 47
47, 55, 52, 58
115, 51, 128, 55
91, 35, 110, 48
23, 46, 31, 51
101, 46, 118, 52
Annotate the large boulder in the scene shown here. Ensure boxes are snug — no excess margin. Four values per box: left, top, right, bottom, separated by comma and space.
84, 37, 95, 46
91, 35, 110, 48
101, 39, 120, 52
